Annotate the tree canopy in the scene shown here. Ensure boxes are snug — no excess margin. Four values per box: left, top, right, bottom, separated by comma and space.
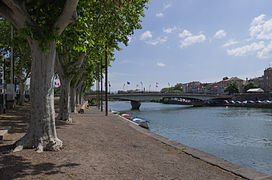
244, 82, 258, 92
161, 84, 183, 93
224, 81, 240, 95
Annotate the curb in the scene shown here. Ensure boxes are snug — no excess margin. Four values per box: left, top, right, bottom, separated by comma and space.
115, 114, 272, 180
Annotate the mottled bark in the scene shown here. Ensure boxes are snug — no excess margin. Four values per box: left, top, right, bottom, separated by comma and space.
79, 83, 86, 105
14, 40, 62, 152
70, 84, 77, 113
70, 69, 85, 113
56, 53, 85, 115
57, 77, 72, 123
19, 81, 25, 106
76, 81, 82, 106
55, 54, 73, 123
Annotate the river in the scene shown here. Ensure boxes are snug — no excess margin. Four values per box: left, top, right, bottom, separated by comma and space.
108, 101, 272, 175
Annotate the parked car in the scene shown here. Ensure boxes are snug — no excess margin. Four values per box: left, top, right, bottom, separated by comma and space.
263, 100, 272, 104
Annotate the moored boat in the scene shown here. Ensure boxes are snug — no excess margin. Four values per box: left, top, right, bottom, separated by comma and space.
132, 117, 149, 129
121, 113, 134, 120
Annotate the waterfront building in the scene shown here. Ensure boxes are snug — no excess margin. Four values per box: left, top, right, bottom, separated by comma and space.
182, 81, 201, 94
248, 68, 272, 93
264, 67, 272, 93
201, 83, 218, 94
248, 76, 265, 91
216, 77, 245, 95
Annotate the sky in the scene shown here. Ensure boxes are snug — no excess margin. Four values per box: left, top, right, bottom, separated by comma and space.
108, 0, 272, 92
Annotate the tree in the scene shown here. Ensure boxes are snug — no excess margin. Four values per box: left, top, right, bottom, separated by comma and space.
56, 0, 148, 120
244, 82, 258, 92
224, 81, 240, 95
0, 19, 31, 106
161, 84, 183, 93
0, 0, 79, 152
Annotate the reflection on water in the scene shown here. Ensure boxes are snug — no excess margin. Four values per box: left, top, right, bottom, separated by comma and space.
109, 101, 272, 175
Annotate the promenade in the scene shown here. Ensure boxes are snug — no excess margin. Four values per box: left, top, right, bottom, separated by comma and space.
0, 104, 259, 179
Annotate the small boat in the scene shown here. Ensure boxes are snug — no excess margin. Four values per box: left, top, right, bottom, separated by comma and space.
121, 113, 134, 120
132, 117, 149, 129
111, 110, 120, 114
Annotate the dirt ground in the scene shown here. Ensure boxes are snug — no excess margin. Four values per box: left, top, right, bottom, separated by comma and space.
0, 103, 245, 180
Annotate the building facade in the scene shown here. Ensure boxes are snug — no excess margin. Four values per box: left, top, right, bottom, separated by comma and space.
217, 77, 245, 94
264, 67, 272, 93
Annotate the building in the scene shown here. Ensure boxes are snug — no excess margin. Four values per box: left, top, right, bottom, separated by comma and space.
264, 67, 272, 93
248, 76, 265, 91
217, 77, 245, 94
182, 81, 201, 94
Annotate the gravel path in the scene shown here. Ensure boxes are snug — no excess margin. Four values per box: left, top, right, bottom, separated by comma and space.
0, 105, 245, 180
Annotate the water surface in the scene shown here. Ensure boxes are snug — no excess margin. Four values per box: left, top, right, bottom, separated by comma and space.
109, 101, 272, 175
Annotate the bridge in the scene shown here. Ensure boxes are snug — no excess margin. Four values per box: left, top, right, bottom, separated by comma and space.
87, 93, 232, 110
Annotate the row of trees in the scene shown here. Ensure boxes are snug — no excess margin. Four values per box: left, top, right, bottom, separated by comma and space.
0, 0, 148, 152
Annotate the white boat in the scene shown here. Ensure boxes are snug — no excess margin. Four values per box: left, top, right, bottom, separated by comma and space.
111, 110, 119, 114
132, 117, 149, 129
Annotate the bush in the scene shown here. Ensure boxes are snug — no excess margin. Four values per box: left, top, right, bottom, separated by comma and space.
88, 98, 97, 106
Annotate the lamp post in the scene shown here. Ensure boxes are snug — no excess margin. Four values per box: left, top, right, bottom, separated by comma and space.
100, 58, 103, 112
105, 42, 108, 116
96, 64, 100, 109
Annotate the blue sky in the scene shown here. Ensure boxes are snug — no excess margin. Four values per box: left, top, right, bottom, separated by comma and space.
108, 0, 272, 92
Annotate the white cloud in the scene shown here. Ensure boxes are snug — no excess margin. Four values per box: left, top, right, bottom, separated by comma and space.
257, 41, 272, 59
180, 34, 206, 48
227, 41, 265, 56
146, 36, 168, 46
163, 26, 177, 34
179, 30, 192, 38
140, 31, 152, 40
222, 39, 239, 47
249, 14, 272, 40
214, 29, 227, 39
157, 62, 166, 67
163, 3, 171, 10
127, 36, 132, 44
156, 12, 164, 17
250, 14, 266, 38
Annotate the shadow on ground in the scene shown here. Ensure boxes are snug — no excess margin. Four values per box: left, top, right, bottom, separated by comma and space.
0, 102, 72, 134
0, 154, 80, 179
0, 104, 30, 134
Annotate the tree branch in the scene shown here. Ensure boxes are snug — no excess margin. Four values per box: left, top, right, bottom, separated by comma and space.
54, 0, 79, 35
55, 53, 65, 78
0, 0, 32, 29
68, 53, 86, 69
23, 71, 31, 82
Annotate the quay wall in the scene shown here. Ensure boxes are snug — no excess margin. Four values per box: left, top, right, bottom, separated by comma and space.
232, 93, 271, 101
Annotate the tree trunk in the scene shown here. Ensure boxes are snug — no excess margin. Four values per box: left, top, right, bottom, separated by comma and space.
76, 87, 80, 106
70, 85, 77, 113
57, 77, 72, 123
19, 81, 25, 106
79, 84, 86, 105
14, 40, 62, 152
76, 81, 83, 106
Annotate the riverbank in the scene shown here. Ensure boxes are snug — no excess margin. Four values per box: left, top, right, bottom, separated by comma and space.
0, 105, 255, 179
